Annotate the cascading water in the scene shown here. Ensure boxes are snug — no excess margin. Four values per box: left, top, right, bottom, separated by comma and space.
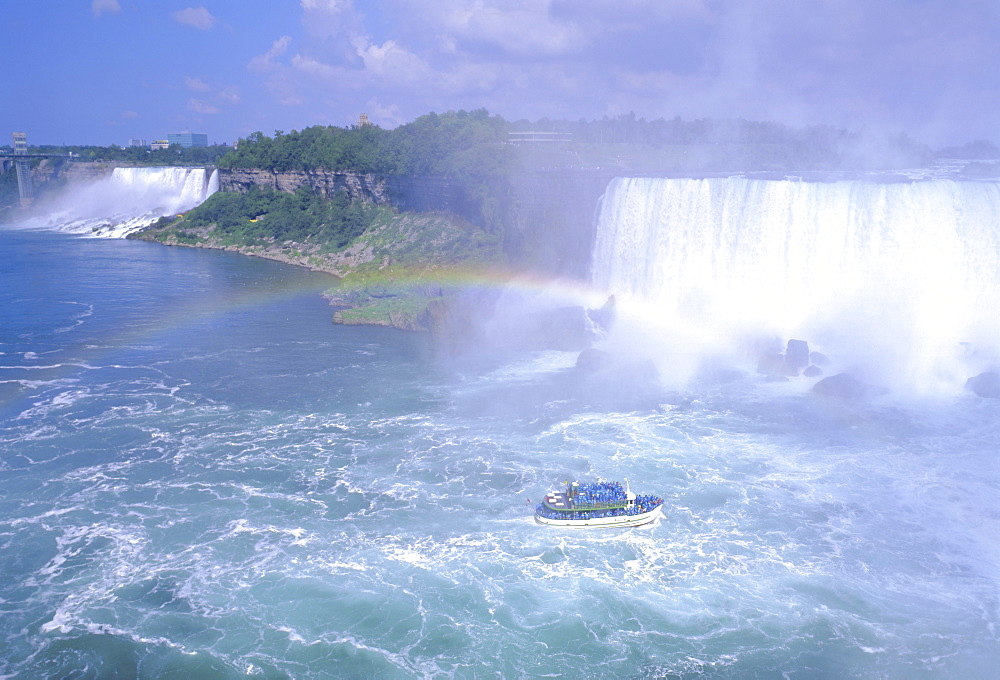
20, 166, 218, 238
592, 177, 1000, 394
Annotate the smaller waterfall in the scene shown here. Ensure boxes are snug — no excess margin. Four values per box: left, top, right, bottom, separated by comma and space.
20, 166, 218, 238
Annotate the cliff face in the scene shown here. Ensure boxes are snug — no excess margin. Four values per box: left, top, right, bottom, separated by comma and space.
220, 168, 390, 204
501, 170, 616, 279
218, 169, 485, 226
217, 168, 612, 278
384, 175, 481, 225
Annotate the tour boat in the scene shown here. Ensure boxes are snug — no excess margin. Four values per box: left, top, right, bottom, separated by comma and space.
534, 479, 663, 527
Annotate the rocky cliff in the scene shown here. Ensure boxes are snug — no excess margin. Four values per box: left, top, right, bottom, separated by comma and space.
220, 168, 390, 204
217, 167, 613, 278
501, 170, 617, 279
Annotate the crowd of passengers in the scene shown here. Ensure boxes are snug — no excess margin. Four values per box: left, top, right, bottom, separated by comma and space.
570, 481, 627, 506
535, 493, 663, 520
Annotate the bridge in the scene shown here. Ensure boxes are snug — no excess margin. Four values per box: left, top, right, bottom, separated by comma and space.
0, 153, 73, 160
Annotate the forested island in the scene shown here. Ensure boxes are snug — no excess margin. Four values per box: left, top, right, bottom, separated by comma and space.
6, 110, 997, 333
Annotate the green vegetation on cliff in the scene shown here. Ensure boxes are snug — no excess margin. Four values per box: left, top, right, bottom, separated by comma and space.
325, 212, 501, 327
136, 187, 501, 330
220, 109, 511, 176
169, 185, 379, 248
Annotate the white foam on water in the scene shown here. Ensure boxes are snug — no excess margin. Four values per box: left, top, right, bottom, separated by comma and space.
3, 217, 999, 677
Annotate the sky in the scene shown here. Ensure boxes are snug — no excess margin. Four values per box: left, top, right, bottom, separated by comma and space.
3, 0, 998, 148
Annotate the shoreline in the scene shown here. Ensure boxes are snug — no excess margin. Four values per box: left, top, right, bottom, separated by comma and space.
129, 221, 490, 334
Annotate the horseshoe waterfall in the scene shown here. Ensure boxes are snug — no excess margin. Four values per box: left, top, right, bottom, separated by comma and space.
592, 177, 1000, 395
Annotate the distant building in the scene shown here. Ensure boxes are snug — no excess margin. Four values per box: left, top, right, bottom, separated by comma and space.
357, 113, 372, 127
128, 138, 148, 148
167, 133, 208, 148
151, 140, 170, 150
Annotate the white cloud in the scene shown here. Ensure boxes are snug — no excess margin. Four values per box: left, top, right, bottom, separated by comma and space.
217, 87, 242, 104
435, 0, 586, 56
249, 36, 292, 73
300, 0, 363, 39
266, 76, 308, 107
184, 76, 211, 92
301, 0, 350, 10
91, 0, 120, 17
354, 39, 430, 82
290, 54, 338, 80
187, 98, 221, 114
232, 0, 1000, 145
171, 7, 218, 30
361, 99, 401, 126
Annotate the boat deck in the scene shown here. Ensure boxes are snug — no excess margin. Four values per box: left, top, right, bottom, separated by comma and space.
543, 491, 627, 512
544, 491, 574, 510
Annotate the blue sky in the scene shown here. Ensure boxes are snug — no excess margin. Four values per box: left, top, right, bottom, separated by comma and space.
3, 0, 998, 147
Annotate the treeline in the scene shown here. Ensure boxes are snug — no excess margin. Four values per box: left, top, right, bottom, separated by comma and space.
0, 143, 233, 166
510, 113, 845, 146
168, 186, 385, 248
221, 110, 940, 177
219, 108, 512, 177
509, 113, 934, 168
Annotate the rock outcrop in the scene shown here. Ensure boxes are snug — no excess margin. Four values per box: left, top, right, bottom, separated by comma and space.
812, 373, 869, 400
757, 338, 825, 379
965, 371, 1000, 398
588, 295, 617, 333
220, 168, 389, 204
785, 339, 810, 374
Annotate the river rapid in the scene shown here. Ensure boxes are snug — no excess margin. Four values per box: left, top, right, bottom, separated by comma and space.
1, 172, 999, 678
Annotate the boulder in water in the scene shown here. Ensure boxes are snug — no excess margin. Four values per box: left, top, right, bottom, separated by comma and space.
785, 339, 809, 375
522, 305, 592, 351
576, 348, 613, 372
965, 371, 1000, 398
587, 295, 617, 333
810, 351, 830, 366
803, 365, 823, 378
811, 373, 868, 400
757, 352, 790, 379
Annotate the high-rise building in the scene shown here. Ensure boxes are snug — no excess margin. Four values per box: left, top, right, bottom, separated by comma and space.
167, 133, 208, 148
129, 139, 148, 148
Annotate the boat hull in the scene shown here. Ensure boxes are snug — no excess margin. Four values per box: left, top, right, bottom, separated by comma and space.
534, 507, 661, 528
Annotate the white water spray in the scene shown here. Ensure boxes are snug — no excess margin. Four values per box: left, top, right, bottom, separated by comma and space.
592, 177, 1000, 394
19, 166, 218, 238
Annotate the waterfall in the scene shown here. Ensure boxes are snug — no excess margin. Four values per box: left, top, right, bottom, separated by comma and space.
21, 166, 218, 238
591, 177, 1000, 394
